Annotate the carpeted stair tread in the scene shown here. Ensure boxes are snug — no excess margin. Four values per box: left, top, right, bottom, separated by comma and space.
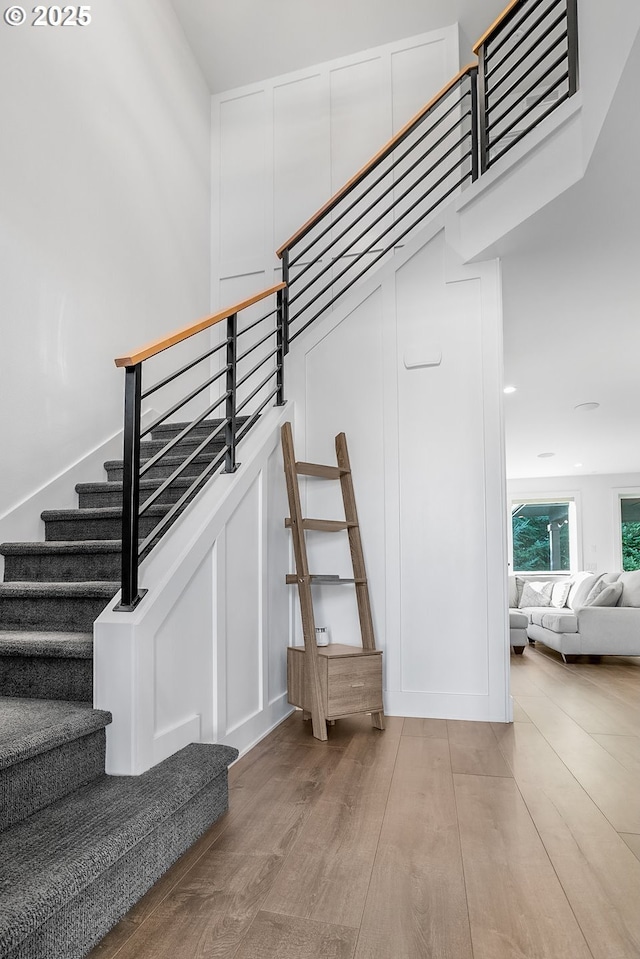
41, 506, 170, 522
1, 540, 121, 555
0, 542, 124, 582
0, 742, 238, 958
76, 476, 207, 504
0, 582, 118, 598
0, 631, 92, 659
0, 697, 111, 769
104, 451, 222, 471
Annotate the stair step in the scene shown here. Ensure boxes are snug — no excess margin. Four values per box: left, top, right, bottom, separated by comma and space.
0, 697, 111, 830
76, 475, 210, 509
104, 450, 225, 483
0, 742, 237, 959
140, 434, 226, 461
42, 505, 171, 542
0, 582, 119, 632
148, 416, 248, 444
1, 540, 122, 582
0, 631, 93, 701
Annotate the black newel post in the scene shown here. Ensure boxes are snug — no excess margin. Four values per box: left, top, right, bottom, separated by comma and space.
117, 363, 144, 610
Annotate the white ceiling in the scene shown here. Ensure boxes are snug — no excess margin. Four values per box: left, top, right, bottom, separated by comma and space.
499, 30, 640, 479
170, 1, 640, 481
169, 0, 504, 93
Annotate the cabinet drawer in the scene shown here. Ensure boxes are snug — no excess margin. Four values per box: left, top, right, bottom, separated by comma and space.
327, 655, 382, 717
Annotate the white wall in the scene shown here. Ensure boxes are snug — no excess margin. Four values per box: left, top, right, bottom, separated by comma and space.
508, 473, 640, 574
95, 406, 293, 774
210, 26, 460, 307
0, 0, 211, 532
288, 222, 510, 723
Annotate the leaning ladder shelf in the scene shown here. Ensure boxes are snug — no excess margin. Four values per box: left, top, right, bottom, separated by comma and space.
281, 421, 385, 742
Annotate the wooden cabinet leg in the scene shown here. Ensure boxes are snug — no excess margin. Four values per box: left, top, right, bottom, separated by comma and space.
371, 710, 385, 730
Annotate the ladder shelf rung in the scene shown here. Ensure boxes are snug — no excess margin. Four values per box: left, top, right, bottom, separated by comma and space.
284, 517, 356, 532
285, 574, 367, 585
295, 461, 350, 479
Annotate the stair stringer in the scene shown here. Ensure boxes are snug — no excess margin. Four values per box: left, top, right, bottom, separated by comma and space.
285, 217, 510, 725
94, 403, 294, 775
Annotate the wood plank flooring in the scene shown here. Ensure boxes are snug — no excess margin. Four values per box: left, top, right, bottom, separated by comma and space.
89, 646, 640, 959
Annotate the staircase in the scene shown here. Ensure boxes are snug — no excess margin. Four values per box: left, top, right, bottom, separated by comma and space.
0, 420, 237, 959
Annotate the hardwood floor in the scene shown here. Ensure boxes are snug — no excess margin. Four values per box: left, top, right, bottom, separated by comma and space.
89, 646, 640, 959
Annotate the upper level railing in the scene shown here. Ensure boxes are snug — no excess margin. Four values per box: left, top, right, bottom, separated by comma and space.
114, 0, 578, 609
114, 283, 285, 609
276, 64, 478, 344
474, 0, 578, 173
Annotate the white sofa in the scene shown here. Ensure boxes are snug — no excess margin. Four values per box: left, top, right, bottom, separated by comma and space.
508, 570, 640, 662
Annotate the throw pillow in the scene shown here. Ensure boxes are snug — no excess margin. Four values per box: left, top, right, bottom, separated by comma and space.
519, 581, 553, 608
551, 581, 572, 608
587, 582, 623, 607
583, 578, 607, 606
567, 573, 599, 609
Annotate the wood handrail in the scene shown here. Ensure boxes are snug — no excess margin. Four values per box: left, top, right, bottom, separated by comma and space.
114, 283, 286, 368
275, 63, 477, 259
473, 0, 522, 54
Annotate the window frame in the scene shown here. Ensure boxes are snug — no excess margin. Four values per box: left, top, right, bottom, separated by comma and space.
613, 488, 640, 572
508, 493, 580, 574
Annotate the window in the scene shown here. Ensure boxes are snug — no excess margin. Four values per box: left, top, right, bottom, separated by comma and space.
620, 497, 640, 571
511, 500, 574, 572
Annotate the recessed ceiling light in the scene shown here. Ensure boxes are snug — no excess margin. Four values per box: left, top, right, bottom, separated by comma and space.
503, 385, 517, 394
574, 402, 600, 412
573, 462, 583, 468
537, 452, 555, 458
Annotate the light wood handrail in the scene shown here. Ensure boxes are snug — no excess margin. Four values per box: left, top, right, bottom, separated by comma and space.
473, 0, 523, 54
275, 63, 477, 259
114, 282, 286, 368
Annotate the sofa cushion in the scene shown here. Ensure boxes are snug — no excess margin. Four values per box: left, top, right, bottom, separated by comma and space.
508, 576, 518, 608
528, 607, 558, 626
567, 572, 599, 610
540, 610, 579, 633
618, 570, 640, 607
519, 581, 553, 608
588, 582, 623, 607
509, 609, 528, 629
551, 581, 572, 608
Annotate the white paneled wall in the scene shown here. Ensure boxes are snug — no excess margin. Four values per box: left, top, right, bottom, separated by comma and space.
287, 223, 510, 723
211, 27, 460, 308
95, 409, 293, 775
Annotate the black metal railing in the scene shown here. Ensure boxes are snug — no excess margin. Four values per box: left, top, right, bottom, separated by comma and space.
115, 283, 286, 610
114, 0, 580, 610
475, 0, 578, 173
277, 64, 479, 344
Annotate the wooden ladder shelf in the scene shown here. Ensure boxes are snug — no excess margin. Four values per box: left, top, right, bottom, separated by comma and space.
281, 421, 385, 741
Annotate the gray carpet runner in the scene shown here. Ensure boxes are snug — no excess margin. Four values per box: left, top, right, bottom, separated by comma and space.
0, 420, 238, 958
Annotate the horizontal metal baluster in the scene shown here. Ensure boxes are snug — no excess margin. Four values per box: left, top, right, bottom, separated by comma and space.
485, 0, 559, 65
485, 25, 568, 111
142, 338, 226, 400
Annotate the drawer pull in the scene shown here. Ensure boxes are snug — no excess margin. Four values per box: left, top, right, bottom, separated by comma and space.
350, 682, 365, 688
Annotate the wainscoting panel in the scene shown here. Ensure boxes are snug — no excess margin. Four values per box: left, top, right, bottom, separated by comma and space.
211, 26, 459, 308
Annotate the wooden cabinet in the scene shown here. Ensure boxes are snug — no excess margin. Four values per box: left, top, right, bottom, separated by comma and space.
287, 644, 383, 720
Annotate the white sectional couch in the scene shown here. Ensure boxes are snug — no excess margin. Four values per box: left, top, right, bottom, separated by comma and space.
508, 570, 640, 662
